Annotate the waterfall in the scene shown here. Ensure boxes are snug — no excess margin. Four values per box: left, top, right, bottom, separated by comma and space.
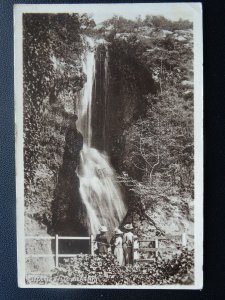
76, 37, 127, 236
103, 46, 109, 150
76, 38, 95, 146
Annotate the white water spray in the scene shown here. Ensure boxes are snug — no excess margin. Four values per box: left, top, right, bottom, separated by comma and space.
76, 37, 127, 236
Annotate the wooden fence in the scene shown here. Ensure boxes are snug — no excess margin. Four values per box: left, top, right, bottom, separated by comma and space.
25, 233, 189, 267
25, 235, 94, 267
136, 233, 188, 262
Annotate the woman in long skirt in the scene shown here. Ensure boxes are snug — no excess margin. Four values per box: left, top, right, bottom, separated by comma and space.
114, 229, 124, 266
123, 223, 134, 265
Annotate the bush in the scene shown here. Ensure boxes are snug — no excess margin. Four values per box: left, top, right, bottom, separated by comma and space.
45, 249, 194, 285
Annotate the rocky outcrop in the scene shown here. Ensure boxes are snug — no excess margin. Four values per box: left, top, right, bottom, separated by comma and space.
52, 117, 88, 236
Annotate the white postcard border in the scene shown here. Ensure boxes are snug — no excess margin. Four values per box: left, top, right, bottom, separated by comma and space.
14, 3, 203, 289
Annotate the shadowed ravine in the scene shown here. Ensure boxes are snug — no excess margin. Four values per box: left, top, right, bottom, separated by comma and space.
76, 37, 127, 236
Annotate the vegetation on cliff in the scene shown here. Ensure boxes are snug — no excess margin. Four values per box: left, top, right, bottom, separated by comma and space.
23, 13, 94, 228
95, 16, 194, 235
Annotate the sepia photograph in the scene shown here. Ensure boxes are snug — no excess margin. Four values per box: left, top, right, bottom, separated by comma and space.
14, 3, 203, 288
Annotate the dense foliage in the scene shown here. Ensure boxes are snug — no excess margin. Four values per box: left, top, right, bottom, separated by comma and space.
23, 14, 95, 220
25, 249, 194, 285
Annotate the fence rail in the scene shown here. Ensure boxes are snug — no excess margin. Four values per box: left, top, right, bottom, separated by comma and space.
25, 233, 190, 266
25, 234, 94, 267
136, 233, 188, 262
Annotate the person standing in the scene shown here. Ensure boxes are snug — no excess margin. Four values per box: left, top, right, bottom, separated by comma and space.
113, 229, 125, 266
123, 223, 134, 265
133, 235, 139, 262
95, 226, 109, 254
110, 227, 118, 254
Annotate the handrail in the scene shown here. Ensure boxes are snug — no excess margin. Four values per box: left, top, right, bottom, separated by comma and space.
25, 234, 94, 267
25, 236, 90, 240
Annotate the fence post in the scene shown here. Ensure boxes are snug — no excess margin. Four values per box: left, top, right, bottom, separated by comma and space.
155, 238, 159, 258
182, 233, 187, 247
90, 234, 94, 256
55, 234, 59, 267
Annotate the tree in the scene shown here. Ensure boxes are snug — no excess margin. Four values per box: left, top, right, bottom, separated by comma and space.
123, 87, 193, 196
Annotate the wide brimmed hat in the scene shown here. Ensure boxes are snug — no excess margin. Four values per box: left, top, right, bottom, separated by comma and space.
115, 229, 123, 235
124, 223, 133, 230
99, 225, 108, 232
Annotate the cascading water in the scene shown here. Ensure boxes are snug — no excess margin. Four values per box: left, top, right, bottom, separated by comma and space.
76, 37, 127, 236
103, 46, 109, 150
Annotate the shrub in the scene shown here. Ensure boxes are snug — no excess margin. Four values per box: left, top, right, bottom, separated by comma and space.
46, 249, 194, 285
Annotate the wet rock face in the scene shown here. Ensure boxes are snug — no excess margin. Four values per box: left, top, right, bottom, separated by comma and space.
91, 45, 109, 152
92, 42, 156, 175
63, 121, 83, 166
52, 121, 88, 236
107, 51, 156, 173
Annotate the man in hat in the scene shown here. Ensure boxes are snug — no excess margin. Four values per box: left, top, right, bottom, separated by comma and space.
95, 226, 110, 255
123, 223, 134, 265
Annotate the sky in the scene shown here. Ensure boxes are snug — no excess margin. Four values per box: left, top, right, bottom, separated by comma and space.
15, 3, 201, 24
